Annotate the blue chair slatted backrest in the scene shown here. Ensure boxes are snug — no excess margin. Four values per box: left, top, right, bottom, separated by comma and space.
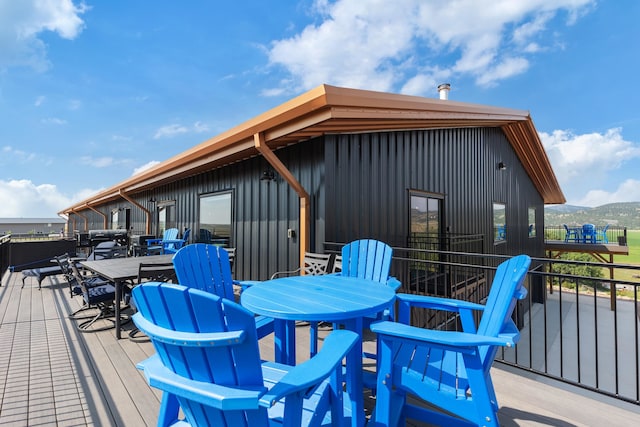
340, 239, 393, 283
476, 254, 531, 366
162, 228, 179, 242
172, 244, 235, 300
132, 283, 269, 426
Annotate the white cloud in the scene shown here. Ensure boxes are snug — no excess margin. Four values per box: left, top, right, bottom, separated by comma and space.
154, 124, 189, 139
540, 128, 640, 180
132, 160, 161, 176
0, 0, 87, 72
540, 127, 640, 206
265, 0, 594, 95
0, 179, 97, 217
475, 57, 529, 87
41, 117, 67, 125
79, 156, 130, 168
577, 180, 640, 207
153, 122, 210, 139
68, 99, 82, 110
193, 121, 210, 133
2, 145, 37, 162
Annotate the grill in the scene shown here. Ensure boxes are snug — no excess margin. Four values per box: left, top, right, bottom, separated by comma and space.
76, 229, 129, 248
130, 234, 157, 256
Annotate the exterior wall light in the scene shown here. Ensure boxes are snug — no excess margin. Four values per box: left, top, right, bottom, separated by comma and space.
498, 162, 507, 171
260, 170, 276, 182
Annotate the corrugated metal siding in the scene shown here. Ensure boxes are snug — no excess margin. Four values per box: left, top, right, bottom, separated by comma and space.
323, 127, 544, 257
67, 126, 544, 282
71, 139, 326, 281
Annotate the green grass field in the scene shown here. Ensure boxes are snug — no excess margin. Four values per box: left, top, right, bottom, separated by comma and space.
622, 230, 640, 263
611, 230, 640, 284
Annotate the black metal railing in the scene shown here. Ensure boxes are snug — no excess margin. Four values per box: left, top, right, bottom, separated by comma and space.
325, 240, 640, 405
394, 248, 640, 405
0, 234, 11, 285
545, 225, 628, 245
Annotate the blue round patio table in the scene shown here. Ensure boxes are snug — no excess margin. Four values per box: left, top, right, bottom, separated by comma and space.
241, 274, 396, 427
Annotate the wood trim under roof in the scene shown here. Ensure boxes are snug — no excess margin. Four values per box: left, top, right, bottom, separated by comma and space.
60, 84, 565, 215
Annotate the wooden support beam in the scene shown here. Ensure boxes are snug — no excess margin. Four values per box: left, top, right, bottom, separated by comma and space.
254, 132, 310, 268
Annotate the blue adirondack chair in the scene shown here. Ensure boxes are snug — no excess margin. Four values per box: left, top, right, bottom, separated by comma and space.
563, 224, 580, 243
162, 228, 191, 254
147, 228, 180, 254
172, 243, 274, 339
595, 224, 610, 243
582, 223, 596, 243
311, 239, 400, 370
370, 254, 531, 427
132, 282, 358, 427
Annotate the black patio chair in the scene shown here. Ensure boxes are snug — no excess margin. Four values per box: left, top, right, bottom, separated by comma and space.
128, 262, 177, 340
68, 260, 130, 332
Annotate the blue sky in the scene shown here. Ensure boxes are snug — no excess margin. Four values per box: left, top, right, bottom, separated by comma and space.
0, 0, 638, 217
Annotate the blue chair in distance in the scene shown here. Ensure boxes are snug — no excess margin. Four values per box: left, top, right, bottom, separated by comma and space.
132, 282, 358, 427
371, 254, 531, 427
162, 228, 191, 254
563, 224, 580, 243
582, 223, 596, 243
595, 224, 610, 243
147, 228, 179, 254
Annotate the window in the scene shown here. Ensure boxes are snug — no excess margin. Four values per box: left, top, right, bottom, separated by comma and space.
493, 202, 506, 242
411, 194, 442, 236
199, 192, 232, 246
528, 207, 536, 238
409, 191, 444, 286
157, 201, 176, 235
409, 192, 444, 270
111, 210, 119, 230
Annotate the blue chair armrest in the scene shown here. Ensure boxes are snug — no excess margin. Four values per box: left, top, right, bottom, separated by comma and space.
138, 355, 265, 411
396, 293, 486, 312
395, 293, 485, 331
371, 321, 517, 349
161, 239, 185, 245
497, 318, 521, 346
259, 329, 358, 407
386, 276, 402, 291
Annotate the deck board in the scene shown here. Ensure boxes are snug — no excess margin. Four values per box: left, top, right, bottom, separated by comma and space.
1, 269, 639, 426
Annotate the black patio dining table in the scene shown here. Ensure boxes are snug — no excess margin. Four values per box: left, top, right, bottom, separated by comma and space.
80, 254, 174, 339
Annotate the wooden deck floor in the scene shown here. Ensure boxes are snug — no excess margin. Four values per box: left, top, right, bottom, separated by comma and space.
2, 270, 640, 426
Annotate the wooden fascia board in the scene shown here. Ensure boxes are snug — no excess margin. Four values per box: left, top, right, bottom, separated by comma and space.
322, 84, 528, 118
263, 109, 333, 142
502, 120, 565, 204
329, 106, 526, 122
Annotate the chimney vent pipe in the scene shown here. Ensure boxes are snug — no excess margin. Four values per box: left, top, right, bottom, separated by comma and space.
437, 83, 451, 100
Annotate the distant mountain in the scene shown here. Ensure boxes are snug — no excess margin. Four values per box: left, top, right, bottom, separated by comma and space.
545, 204, 589, 213
544, 202, 640, 229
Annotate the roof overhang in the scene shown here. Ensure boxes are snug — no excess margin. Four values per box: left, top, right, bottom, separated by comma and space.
60, 84, 565, 215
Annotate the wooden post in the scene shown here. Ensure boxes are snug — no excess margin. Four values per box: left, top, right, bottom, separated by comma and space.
254, 132, 311, 267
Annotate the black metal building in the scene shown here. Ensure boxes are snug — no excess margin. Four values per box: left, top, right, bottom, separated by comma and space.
61, 85, 564, 282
